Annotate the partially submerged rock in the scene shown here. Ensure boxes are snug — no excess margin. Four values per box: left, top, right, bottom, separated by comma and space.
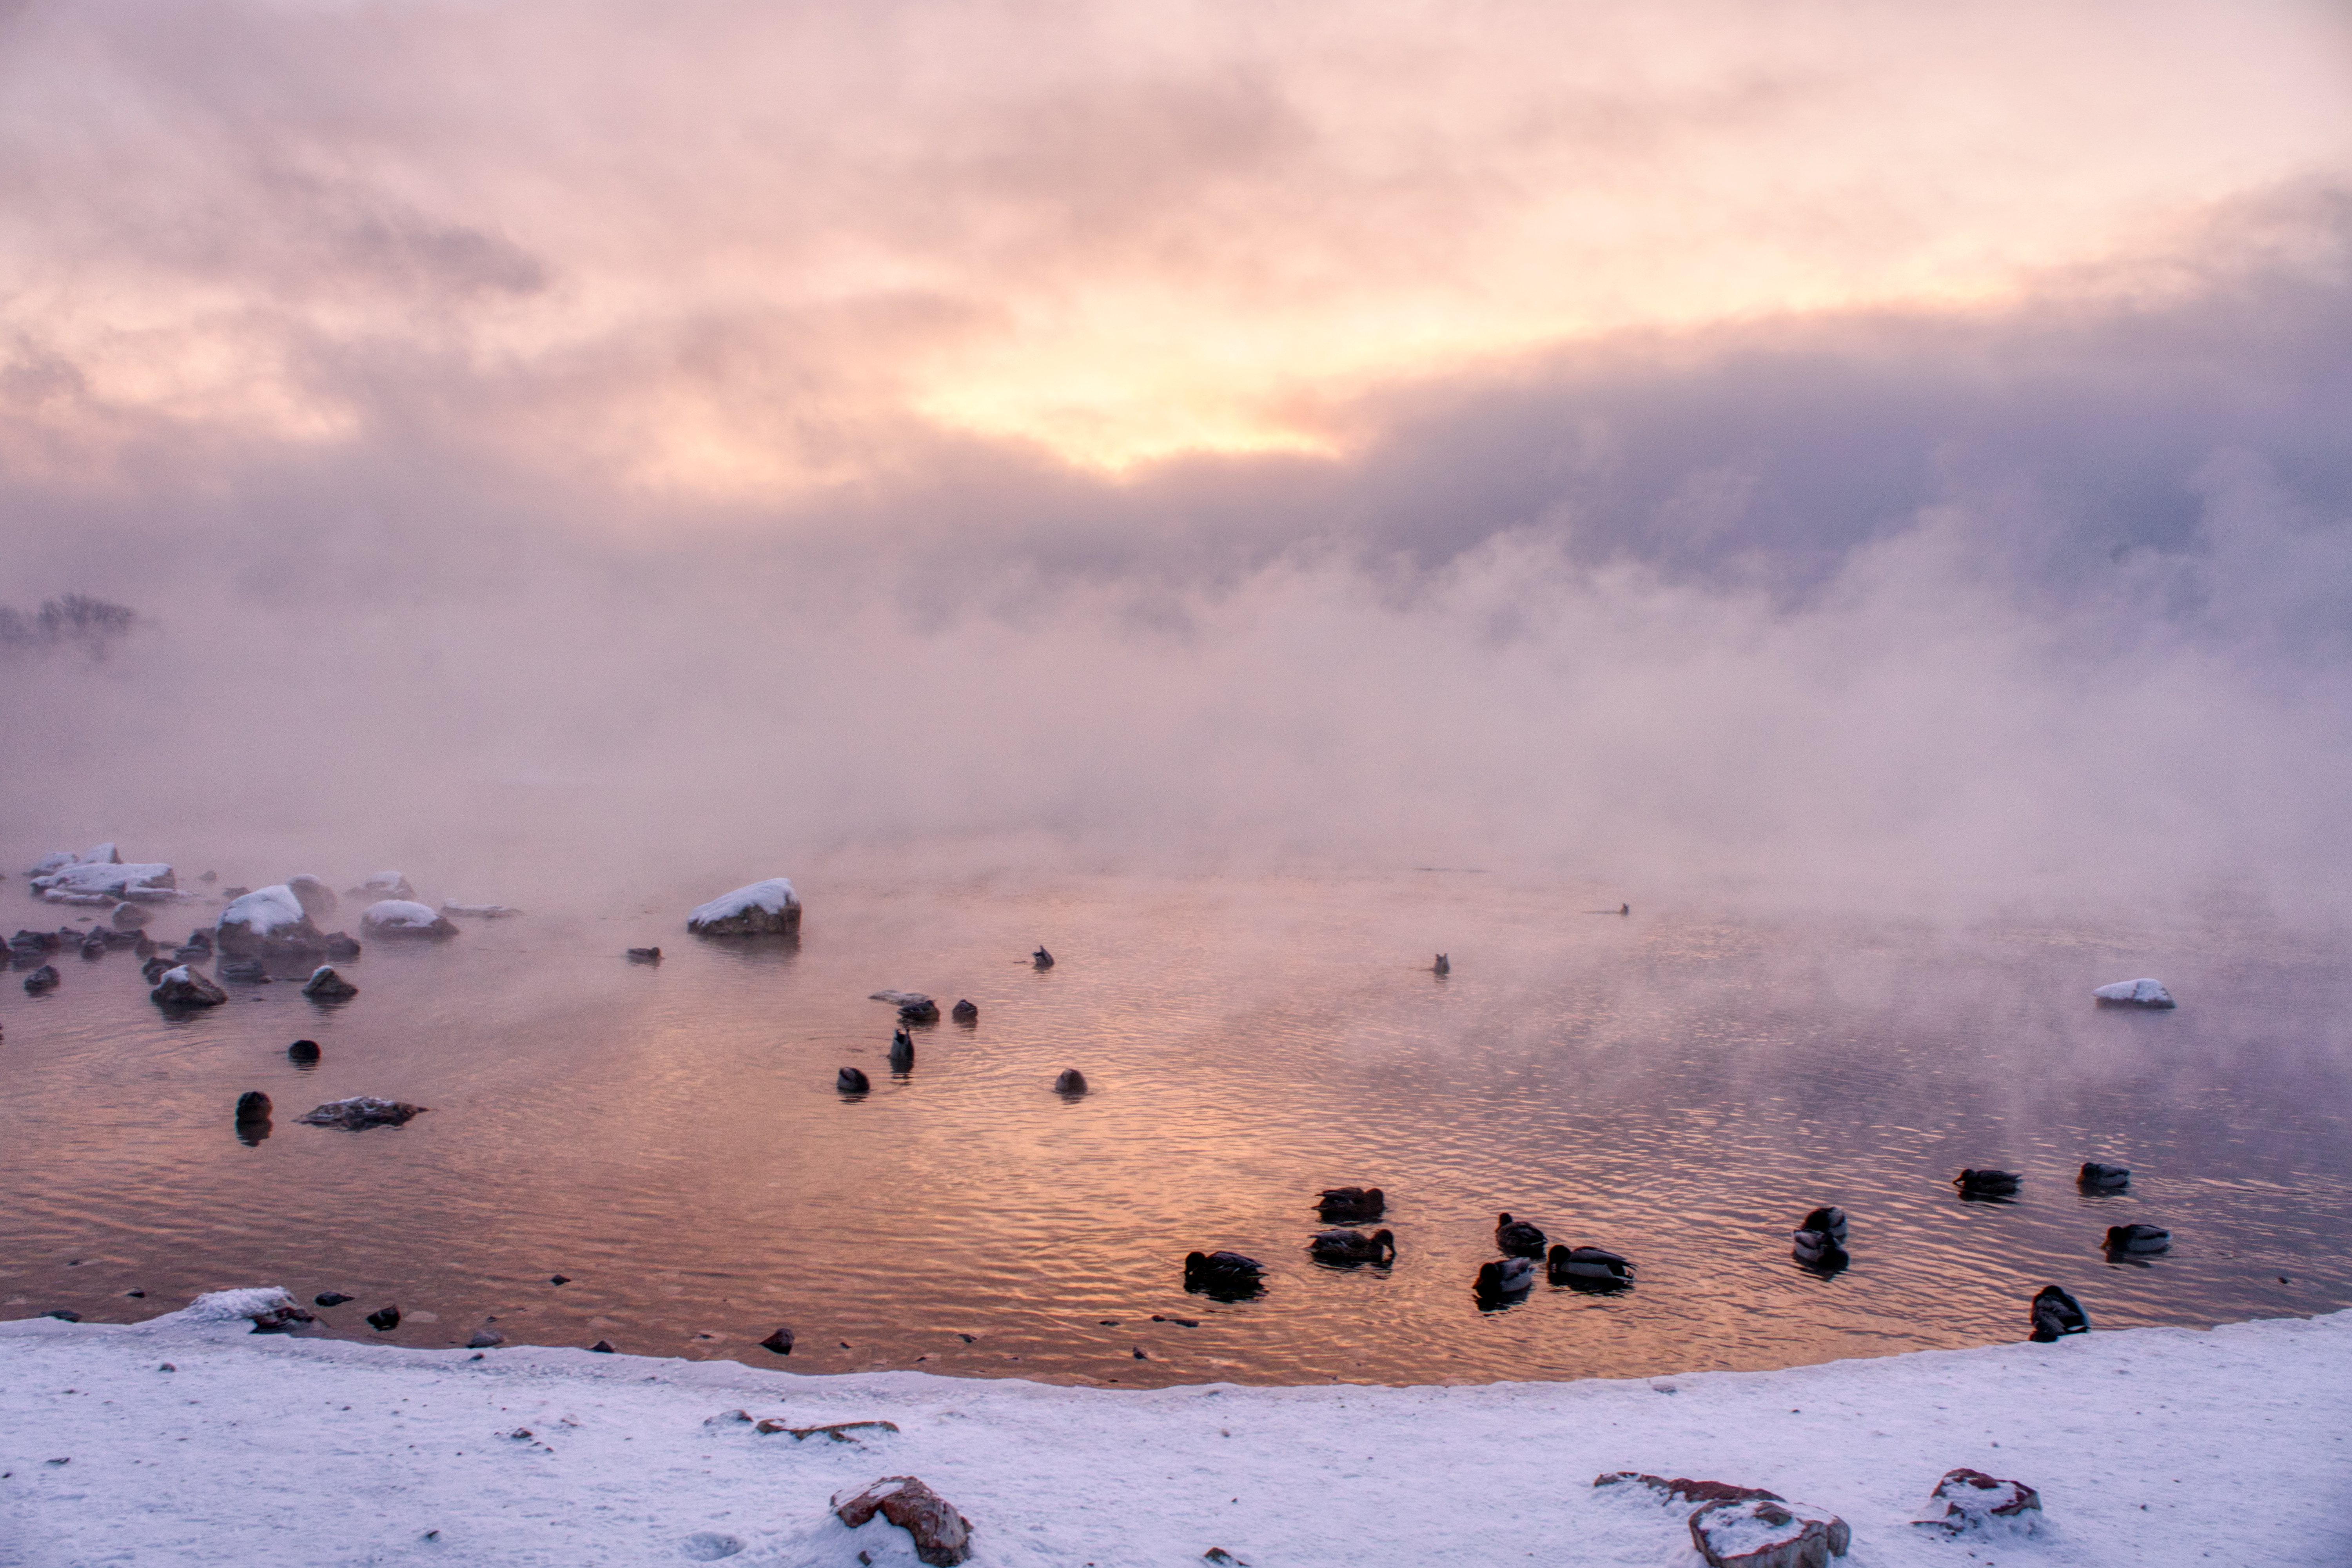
1688, 1495, 1851, 1568
1911, 1467, 2042, 1535
285, 875, 339, 919
687, 878, 800, 936
367, 1305, 401, 1331
832, 1476, 973, 1566
160, 1287, 316, 1334
1054, 1068, 1088, 1094
216, 886, 321, 958
109, 900, 152, 931
151, 966, 229, 1007
295, 1096, 426, 1130
759, 1326, 795, 1355
626, 946, 662, 963
301, 966, 359, 999
348, 871, 416, 900
2094, 978, 2175, 1008
359, 900, 459, 940
441, 902, 523, 918
234, 1090, 272, 1122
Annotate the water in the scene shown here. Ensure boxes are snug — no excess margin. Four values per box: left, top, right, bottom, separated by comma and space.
2, 867, 2346, 1388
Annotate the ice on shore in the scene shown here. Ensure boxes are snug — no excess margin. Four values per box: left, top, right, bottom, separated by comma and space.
688, 878, 801, 936
2, 1306, 2345, 1566
2094, 978, 2176, 1008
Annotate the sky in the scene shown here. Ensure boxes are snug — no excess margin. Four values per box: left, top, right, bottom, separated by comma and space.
4, 0, 2350, 915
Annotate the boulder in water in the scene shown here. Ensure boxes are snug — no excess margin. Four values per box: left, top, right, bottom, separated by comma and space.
321, 932, 361, 958
110, 900, 152, 931
348, 871, 416, 900
1054, 1068, 1087, 1094
285, 875, 339, 919
367, 1305, 401, 1331
216, 886, 322, 958
302, 966, 358, 1000
359, 900, 459, 940
442, 902, 523, 918
235, 1090, 272, 1121
24, 962, 60, 993
296, 1096, 426, 1130
687, 878, 800, 936
288, 1038, 323, 1062
2093, 978, 2175, 1008
152, 966, 229, 1007
32, 860, 176, 903
626, 946, 662, 963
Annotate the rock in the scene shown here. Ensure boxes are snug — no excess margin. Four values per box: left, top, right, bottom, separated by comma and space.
217, 958, 268, 982
151, 967, 229, 1007
550, 1274, 570, 1285
626, 947, 662, 962
1912, 1467, 2042, 1534
44, 1308, 82, 1322
951, 998, 977, 1024
588, 1339, 616, 1352
142, 956, 174, 984
766, 1419, 899, 1441
467, 1327, 505, 1349
315, 1291, 354, 1306
2094, 977, 2175, 1008
760, 1326, 795, 1355
31, 860, 176, 902
296, 1096, 426, 1130
359, 900, 459, 940
110, 900, 152, 931
348, 871, 416, 900
184, 930, 214, 952
1595, 1473, 1785, 1508
1203, 1551, 1248, 1566
301, 966, 358, 999
216, 886, 323, 958
1688, 1496, 1851, 1567
1054, 1068, 1088, 1094
687, 878, 801, 936
837, 1066, 871, 1093
285, 875, 339, 919
832, 1476, 973, 1566
100, 926, 141, 949
164, 1287, 315, 1332
321, 933, 361, 958
235, 1090, 273, 1121
78, 934, 106, 959
287, 1038, 322, 1062
2030, 1283, 2091, 1341
198, 871, 218, 883
220, 886, 249, 900
23, 963, 60, 993
366, 1305, 401, 1331
441, 902, 523, 918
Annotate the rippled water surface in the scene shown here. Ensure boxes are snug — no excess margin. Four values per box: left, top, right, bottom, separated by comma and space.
3, 868, 2347, 1387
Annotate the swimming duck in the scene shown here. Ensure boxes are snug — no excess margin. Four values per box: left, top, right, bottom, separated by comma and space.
2028, 1283, 2090, 1341
2078, 1162, 2131, 1190
888, 1028, 915, 1073
1474, 1257, 1536, 1297
2105, 1223, 2170, 1254
1432, 953, 1449, 975
1183, 1250, 1265, 1298
951, 999, 978, 1024
1053, 1068, 1088, 1094
1033, 946, 1055, 969
1955, 1169, 2022, 1197
1791, 1211, 1849, 1267
1798, 1206, 1849, 1245
1546, 1244, 1633, 1284
1316, 1187, 1386, 1222
836, 1066, 871, 1094
1310, 1228, 1397, 1264
1495, 1213, 1547, 1256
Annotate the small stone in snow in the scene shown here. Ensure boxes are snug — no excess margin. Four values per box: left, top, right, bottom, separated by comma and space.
1911, 1467, 2042, 1534
1204, 1552, 1249, 1566
833, 1475, 973, 1566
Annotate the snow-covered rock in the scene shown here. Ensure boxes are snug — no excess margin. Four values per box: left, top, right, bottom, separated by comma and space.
349, 871, 416, 900
2094, 978, 2176, 1008
31, 861, 176, 901
359, 900, 459, 940
1911, 1467, 2042, 1535
301, 966, 358, 999
151, 1287, 314, 1333
832, 1475, 973, 1566
151, 966, 228, 1007
285, 875, 339, 919
688, 878, 800, 936
29, 850, 77, 875
1688, 1495, 1851, 1567
216, 886, 321, 957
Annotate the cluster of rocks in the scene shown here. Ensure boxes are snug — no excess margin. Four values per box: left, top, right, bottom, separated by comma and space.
1596, 1464, 2040, 1566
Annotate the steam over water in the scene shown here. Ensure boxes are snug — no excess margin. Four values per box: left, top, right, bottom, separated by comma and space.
4, 869, 2343, 1387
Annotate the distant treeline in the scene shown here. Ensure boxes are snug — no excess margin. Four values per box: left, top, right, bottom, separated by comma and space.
0, 594, 138, 656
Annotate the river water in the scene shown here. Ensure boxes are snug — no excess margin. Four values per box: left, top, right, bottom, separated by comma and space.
2, 866, 2345, 1387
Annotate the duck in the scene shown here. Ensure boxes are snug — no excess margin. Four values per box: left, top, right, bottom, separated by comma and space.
836, 1066, 871, 1094
2078, 1162, 2131, 1190
1310, 1228, 1397, 1265
1432, 953, 1449, 975
1183, 1250, 1265, 1298
1053, 1068, 1088, 1094
1495, 1213, 1547, 1256
951, 998, 978, 1024
1546, 1244, 1633, 1285
1791, 1210, 1849, 1268
888, 1028, 915, 1073
2029, 1283, 2091, 1341
2105, 1223, 2170, 1254
1474, 1257, 1536, 1297
1797, 1206, 1849, 1245
1315, 1187, 1386, 1222
1032, 946, 1055, 969
1955, 1169, 2022, 1197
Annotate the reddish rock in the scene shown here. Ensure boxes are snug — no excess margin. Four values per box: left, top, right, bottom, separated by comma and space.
1912, 1467, 2042, 1534
1688, 1497, 1851, 1568
833, 1475, 972, 1566
1595, 1472, 1784, 1508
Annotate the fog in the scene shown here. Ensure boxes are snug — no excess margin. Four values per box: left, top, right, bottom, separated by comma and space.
4, 1, 2350, 922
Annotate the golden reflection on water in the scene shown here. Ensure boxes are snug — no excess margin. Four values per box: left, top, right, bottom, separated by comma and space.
0, 870, 2345, 1387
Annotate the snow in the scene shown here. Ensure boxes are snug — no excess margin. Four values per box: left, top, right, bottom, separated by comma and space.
690, 878, 799, 925
29, 860, 172, 899
362, 899, 443, 930
159, 965, 191, 985
2, 1306, 2346, 1567
2094, 978, 2176, 1007
156, 1288, 305, 1327
218, 884, 310, 936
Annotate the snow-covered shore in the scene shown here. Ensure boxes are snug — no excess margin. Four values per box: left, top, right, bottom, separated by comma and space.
3, 1308, 2346, 1567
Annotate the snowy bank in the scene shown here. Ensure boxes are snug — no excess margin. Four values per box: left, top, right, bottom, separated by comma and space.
2, 1306, 2346, 1567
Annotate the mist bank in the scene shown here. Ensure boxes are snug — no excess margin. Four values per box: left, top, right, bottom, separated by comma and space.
4, 225, 2351, 921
